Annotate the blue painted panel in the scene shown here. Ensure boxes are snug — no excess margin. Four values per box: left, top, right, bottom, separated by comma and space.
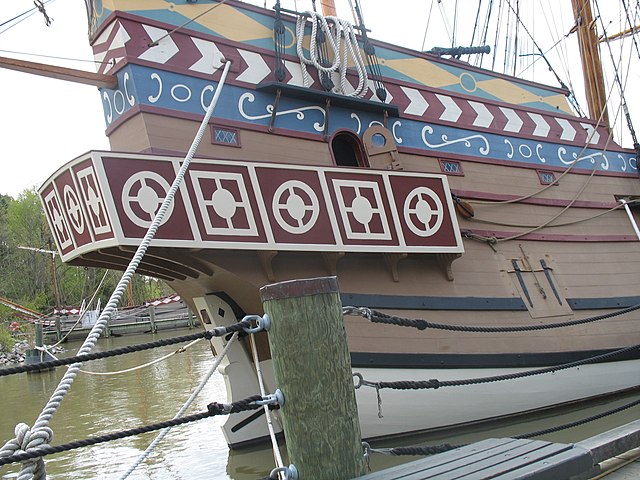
100, 64, 637, 174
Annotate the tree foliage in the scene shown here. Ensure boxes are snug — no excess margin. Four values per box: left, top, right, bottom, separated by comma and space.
0, 188, 168, 316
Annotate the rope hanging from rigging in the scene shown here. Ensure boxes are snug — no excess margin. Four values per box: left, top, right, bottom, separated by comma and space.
295, 10, 368, 97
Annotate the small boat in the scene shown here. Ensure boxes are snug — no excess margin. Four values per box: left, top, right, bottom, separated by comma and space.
15, 0, 640, 447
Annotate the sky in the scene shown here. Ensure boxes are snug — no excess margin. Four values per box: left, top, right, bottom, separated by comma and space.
0, 0, 637, 199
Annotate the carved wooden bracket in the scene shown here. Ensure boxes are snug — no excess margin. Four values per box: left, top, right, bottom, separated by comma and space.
436, 253, 462, 281
322, 251, 345, 275
258, 250, 278, 281
383, 253, 408, 282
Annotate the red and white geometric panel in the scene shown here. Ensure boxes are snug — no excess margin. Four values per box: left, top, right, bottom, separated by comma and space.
41, 152, 464, 261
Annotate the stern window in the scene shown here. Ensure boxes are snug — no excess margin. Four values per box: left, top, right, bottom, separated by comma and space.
331, 131, 368, 167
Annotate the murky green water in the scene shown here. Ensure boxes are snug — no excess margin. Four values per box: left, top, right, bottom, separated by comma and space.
1, 329, 639, 479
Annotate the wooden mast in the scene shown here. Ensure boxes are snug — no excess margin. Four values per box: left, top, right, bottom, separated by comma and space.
319, 0, 337, 16
571, 0, 610, 129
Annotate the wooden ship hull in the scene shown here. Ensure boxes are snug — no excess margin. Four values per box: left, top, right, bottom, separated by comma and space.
38, 0, 640, 447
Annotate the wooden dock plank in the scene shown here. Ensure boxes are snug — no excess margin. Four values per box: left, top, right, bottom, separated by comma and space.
356, 438, 593, 480
432, 442, 572, 479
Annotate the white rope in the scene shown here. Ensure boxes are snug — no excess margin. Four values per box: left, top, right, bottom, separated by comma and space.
118, 332, 240, 480
248, 333, 285, 475
79, 338, 203, 376
0, 59, 232, 480
295, 11, 368, 97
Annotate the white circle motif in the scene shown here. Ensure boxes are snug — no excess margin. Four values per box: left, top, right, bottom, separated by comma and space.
122, 172, 174, 228
211, 188, 237, 219
403, 187, 444, 237
272, 180, 320, 234
171, 84, 192, 103
351, 195, 373, 225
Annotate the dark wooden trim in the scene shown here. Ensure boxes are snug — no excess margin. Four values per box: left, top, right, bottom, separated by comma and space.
342, 293, 640, 311
342, 293, 528, 310
257, 82, 400, 116
350, 348, 640, 369
465, 228, 638, 242
452, 188, 620, 209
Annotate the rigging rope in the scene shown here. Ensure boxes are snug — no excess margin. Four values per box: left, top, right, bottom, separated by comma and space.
295, 11, 368, 97
249, 332, 285, 475
118, 332, 241, 480
344, 301, 640, 334
0, 60, 232, 480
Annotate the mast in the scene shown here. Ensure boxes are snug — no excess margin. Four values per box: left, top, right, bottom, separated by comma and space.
571, 0, 610, 129
319, 0, 337, 16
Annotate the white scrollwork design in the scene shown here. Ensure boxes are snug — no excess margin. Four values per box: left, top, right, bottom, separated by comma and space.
504, 139, 514, 159
618, 154, 627, 172
536, 144, 547, 163
351, 113, 362, 134
148, 73, 162, 103
239, 92, 326, 132
558, 147, 610, 170
201, 85, 215, 112
368, 121, 384, 128
422, 126, 490, 155
103, 91, 113, 124
391, 120, 403, 144
123, 72, 135, 106
628, 155, 637, 171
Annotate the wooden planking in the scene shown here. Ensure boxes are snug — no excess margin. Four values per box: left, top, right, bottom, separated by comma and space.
355, 438, 593, 480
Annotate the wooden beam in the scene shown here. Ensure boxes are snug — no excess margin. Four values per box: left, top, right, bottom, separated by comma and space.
571, 0, 610, 129
0, 55, 117, 89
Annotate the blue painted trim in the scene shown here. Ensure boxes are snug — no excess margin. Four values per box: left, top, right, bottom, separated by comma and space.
101, 64, 637, 174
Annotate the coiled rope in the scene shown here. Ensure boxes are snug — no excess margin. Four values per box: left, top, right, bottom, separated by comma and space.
296, 11, 368, 97
0, 60, 232, 480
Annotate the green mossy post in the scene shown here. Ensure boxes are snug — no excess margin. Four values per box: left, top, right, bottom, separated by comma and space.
260, 276, 365, 480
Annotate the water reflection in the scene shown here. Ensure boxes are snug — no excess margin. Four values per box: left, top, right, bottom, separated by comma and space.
1, 329, 639, 479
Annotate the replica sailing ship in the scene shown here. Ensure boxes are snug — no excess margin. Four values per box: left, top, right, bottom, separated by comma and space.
19, 0, 640, 447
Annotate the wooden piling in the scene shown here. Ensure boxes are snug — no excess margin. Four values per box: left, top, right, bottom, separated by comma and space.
55, 317, 62, 342
149, 306, 157, 333
260, 276, 365, 480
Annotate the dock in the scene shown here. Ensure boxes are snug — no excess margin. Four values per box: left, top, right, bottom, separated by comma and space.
41, 300, 197, 341
356, 419, 640, 479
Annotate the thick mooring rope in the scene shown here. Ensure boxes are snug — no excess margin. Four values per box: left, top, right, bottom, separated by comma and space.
0, 394, 264, 468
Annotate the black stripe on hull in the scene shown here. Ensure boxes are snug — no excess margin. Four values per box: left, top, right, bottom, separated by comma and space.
342, 293, 640, 311
351, 348, 640, 369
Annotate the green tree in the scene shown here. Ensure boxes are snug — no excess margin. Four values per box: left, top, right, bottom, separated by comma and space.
0, 188, 170, 313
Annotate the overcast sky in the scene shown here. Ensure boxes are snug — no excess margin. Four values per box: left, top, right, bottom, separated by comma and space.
0, 0, 636, 198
